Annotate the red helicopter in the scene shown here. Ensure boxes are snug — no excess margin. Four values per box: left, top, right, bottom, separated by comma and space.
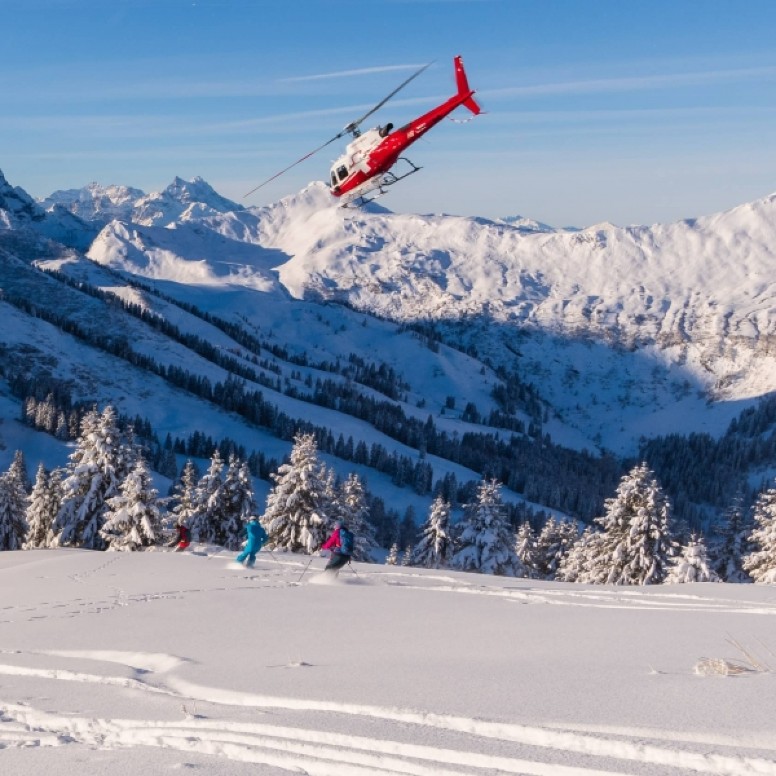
246, 56, 481, 207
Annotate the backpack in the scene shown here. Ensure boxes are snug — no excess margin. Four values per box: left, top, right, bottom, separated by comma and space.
339, 527, 354, 556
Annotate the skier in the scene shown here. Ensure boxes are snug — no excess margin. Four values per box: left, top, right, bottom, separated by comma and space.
320, 520, 354, 573
168, 521, 191, 552
236, 516, 268, 567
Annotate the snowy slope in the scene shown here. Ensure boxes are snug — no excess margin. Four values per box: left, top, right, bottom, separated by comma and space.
254, 184, 776, 399
1, 548, 775, 776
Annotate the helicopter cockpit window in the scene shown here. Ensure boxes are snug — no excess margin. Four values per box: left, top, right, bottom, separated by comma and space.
331, 172, 338, 187
337, 166, 348, 182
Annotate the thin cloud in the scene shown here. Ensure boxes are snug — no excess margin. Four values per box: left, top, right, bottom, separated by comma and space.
484, 66, 776, 100
280, 64, 429, 83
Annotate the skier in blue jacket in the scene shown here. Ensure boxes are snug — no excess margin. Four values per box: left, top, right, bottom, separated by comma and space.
236, 516, 268, 567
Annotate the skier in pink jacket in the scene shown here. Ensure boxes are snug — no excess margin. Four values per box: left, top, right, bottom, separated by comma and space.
320, 520, 354, 572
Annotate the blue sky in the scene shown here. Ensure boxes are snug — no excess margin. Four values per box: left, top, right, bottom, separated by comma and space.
3, 0, 776, 226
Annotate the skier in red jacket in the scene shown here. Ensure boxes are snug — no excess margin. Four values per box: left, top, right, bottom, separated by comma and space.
168, 522, 190, 552
320, 520, 354, 572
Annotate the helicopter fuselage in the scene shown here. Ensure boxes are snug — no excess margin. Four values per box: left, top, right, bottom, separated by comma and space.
329, 56, 480, 204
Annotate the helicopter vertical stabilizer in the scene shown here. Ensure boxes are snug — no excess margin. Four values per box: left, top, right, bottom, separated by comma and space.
454, 55, 481, 115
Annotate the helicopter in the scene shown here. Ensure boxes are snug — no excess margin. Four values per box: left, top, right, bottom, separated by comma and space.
245, 55, 481, 207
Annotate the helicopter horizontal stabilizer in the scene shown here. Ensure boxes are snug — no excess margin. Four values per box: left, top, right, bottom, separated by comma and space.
454, 55, 481, 115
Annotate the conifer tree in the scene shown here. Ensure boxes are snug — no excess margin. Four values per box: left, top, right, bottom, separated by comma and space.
712, 493, 753, 582
51, 405, 129, 550
100, 458, 162, 551
743, 482, 776, 584
55, 412, 69, 440
666, 533, 720, 583
586, 462, 676, 585
170, 459, 199, 529
450, 479, 523, 576
535, 517, 579, 580
514, 521, 541, 578
319, 466, 342, 534
337, 473, 377, 561
386, 542, 399, 565
24, 464, 62, 549
8, 450, 30, 493
189, 450, 227, 546
0, 471, 28, 550
219, 455, 255, 550
261, 433, 329, 553
558, 526, 603, 583
411, 495, 453, 569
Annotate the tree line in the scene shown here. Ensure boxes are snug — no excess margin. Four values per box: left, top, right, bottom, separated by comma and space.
4, 413, 776, 588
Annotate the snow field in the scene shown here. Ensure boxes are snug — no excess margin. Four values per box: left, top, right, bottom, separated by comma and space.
1, 548, 776, 775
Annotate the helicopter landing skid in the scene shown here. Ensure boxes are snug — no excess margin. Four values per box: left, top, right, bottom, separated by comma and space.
341, 157, 422, 208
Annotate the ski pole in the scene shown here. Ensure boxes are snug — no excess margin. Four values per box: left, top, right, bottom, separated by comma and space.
297, 557, 315, 583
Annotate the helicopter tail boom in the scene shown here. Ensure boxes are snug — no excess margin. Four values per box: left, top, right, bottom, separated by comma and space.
454, 55, 481, 115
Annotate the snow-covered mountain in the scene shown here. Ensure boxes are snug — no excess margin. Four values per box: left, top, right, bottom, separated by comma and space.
87, 180, 776, 394
244, 183, 776, 398
42, 176, 243, 228
40, 181, 146, 225
0, 169, 95, 250
82, 178, 776, 443
497, 213, 562, 233
2, 166, 776, 528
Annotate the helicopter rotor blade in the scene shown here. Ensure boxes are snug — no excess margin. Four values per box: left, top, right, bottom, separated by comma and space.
243, 133, 342, 198
343, 61, 433, 135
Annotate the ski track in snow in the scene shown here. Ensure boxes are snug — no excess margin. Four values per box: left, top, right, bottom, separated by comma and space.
373, 572, 776, 615
1, 651, 775, 776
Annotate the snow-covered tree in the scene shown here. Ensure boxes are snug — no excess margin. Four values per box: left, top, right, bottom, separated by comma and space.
24, 464, 62, 549
557, 526, 604, 583
8, 450, 30, 493
586, 462, 677, 585
450, 479, 523, 576
665, 533, 720, 583
261, 433, 329, 553
170, 459, 200, 528
743, 482, 776, 584
386, 542, 399, 565
219, 455, 256, 550
514, 521, 541, 578
535, 517, 579, 580
100, 457, 162, 551
55, 412, 69, 440
711, 493, 753, 582
50, 405, 130, 550
411, 495, 453, 569
337, 473, 377, 562
0, 471, 28, 551
401, 544, 413, 566
189, 450, 228, 546
319, 466, 342, 533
